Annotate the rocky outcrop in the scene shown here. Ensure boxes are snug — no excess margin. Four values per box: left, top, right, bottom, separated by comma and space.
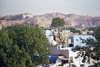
0, 12, 100, 28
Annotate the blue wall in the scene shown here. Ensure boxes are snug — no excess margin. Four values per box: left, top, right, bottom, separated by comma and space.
70, 35, 95, 47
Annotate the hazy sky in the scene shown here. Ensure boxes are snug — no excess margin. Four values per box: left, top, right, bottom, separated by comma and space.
0, 0, 100, 16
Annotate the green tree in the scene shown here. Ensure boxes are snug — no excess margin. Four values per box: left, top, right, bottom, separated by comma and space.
51, 17, 65, 44
73, 27, 100, 67
0, 24, 49, 67
51, 17, 65, 27
94, 27, 100, 41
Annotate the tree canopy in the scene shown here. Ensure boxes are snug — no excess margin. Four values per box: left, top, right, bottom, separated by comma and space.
51, 17, 65, 27
94, 27, 100, 41
0, 24, 49, 67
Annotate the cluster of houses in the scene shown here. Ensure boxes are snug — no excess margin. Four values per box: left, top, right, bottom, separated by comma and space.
45, 27, 95, 67
0, 24, 95, 67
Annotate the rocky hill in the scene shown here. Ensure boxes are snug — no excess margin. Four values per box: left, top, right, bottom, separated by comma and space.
0, 12, 100, 28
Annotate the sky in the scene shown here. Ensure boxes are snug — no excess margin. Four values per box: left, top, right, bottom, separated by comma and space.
0, 0, 100, 16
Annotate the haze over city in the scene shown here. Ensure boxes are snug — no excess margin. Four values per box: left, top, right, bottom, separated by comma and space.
0, 0, 100, 16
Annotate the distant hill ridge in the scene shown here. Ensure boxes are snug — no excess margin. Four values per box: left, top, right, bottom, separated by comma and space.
0, 12, 100, 28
